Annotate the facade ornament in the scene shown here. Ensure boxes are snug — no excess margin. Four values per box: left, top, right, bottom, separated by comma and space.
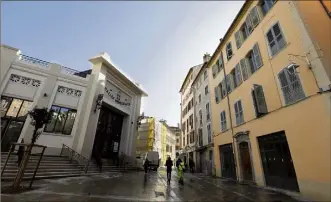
9, 74, 41, 87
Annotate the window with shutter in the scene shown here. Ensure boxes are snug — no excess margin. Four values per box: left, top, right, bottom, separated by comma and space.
220, 111, 227, 132
205, 86, 209, 95
234, 100, 244, 125
226, 42, 233, 60
266, 22, 286, 56
218, 55, 224, 71
240, 58, 250, 81
221, 79, 227, 98
250, 6, 261, 27
214, 86, 220, 103
252, 84, 268, 117
235, 31, 242, 49
278, 67, 305, 105
207, 124, 211, 143
199, 110, 202, 126
245, 16, 253, 36
199, 94, 201, 103
230, 70, 237, 88
235, 63, 243, 86
260, 0, 276, 15
252, 43, 263, 69
206, 103, 210, 121
226, 74, 234, 93
212, 65, 217, 78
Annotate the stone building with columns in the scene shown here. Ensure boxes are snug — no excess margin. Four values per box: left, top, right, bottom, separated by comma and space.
0, 44, 147, 161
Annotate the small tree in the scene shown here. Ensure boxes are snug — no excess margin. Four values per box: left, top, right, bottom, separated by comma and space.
29, 108, 53, 144
13, 107, 53, 189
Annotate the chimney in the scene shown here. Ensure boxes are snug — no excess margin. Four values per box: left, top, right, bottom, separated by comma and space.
203, 53, 211, 63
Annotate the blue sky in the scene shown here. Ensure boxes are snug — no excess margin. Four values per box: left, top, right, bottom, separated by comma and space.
2, 1, 244, 126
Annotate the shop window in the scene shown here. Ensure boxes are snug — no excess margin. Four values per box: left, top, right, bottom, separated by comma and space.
44, 105, 77, 135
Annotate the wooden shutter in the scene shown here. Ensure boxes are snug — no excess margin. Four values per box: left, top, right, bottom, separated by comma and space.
245, 16, 253, 36
218, 54, 224, 71
252, 43, 263, 69
214, 86, 220, 103
250, 6, 261, 27
253, 84, 268, 114
235, 31, 242, 49
221, 79, 227, 98
235, 63, 243, 86
240, 58, 251, 81
212, 64, 217, 78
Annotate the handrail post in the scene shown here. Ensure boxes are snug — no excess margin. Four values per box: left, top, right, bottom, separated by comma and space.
29, 147, 46, 188
1, 144, 14, 177
60, 144, 64, 157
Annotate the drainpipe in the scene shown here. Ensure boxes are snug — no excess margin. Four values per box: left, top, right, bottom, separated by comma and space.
220, 50, 239, 182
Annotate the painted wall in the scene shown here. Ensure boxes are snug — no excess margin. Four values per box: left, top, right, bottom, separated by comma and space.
208, 1, 331, 201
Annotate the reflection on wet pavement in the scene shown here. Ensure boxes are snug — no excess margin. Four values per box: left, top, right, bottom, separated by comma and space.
1, 170, 305, 202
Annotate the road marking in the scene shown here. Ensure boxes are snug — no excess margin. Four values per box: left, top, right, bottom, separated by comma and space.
2, 190, 161, 202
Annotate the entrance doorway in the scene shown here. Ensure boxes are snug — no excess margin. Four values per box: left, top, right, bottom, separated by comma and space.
92, 105, 124, 164
1, 96, 33, 152
239, 142, 253, 181
219, 143, 236, 180
258, 131, 299, 192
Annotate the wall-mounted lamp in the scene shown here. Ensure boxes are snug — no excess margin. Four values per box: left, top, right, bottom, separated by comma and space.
94, 94, 104, 113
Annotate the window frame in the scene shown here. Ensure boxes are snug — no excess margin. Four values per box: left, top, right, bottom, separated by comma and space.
207, 123, 212, 144
277, 66, 306, 105
220, 110, 227, 132
266, 21, 287, 57
204, 70, 208, 80
206, 103, 210, 121
44, 105, 77, 135
234, 99, 244, 125
226, 42, 233, 60
205, 85, 209, 95
1, 96, 33, 120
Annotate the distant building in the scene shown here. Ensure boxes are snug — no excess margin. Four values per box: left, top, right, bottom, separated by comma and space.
137, 117, 176, 165
169, 125, 181, 155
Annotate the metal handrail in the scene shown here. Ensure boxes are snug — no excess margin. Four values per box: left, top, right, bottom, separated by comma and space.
60, 144, 91, 173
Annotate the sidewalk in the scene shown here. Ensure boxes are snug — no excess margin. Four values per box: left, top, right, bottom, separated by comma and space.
183, 171, 311, 202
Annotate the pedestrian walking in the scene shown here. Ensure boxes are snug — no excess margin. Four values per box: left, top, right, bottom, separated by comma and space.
144, 158, 149, 173
165, 156, 173, 183
177, 158, 185, 185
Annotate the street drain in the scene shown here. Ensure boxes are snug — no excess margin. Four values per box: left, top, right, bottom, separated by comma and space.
155, 191, 164, 197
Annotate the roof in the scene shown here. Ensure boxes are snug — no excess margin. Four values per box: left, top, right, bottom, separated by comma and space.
179, 64, 203, 93
89, 53, 148, 96
192, 0, 251, 81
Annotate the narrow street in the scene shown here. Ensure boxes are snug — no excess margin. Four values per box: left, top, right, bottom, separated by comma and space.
1, 169, 304, 202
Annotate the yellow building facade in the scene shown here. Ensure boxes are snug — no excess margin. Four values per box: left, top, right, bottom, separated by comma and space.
206, 0, 331, 201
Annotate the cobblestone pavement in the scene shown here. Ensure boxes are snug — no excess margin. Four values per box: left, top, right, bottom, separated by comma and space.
1, 169, 307, 202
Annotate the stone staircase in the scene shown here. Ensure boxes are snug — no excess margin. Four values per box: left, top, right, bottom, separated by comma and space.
1, 153, 138, 182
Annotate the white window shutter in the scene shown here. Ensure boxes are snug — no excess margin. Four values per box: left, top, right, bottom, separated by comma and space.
235, 31, 242, 49
253, 84, 268, 114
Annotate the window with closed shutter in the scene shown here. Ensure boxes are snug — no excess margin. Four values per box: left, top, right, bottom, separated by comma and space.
199, 110, 202, 126
245, 16, 253, 36
240, 58, 251, 81
235, 31, 242, 49
266, 22, 286, 56
218, 55, 224, 71
212, 64, 217, 78
250, 6, 261, 27
235, 63, 243, 86
234, 100, 244, 125
220, 111, 227, 132
205, 85, 209, 95
221, 79, 227, 98
278, 66, 305, 105
214, 86, 220, 103
252, 43, 263, 69
226, 74, 233, 93
206, 103, 210, 121
252, 84, 268, 117
207, 124, 212, 144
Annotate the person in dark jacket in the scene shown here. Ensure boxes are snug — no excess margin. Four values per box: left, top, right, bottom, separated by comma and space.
144, 158, 149, 173
165, 157, 173, 183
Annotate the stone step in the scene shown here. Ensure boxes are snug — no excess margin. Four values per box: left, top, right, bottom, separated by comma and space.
2, 167, 83, 174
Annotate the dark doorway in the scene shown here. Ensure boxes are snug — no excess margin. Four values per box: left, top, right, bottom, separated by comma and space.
199, 151, 204, 173
219, 143, 236, 180
258, 131, 299, 192
1, 96, 33, 152
239, 142, 253, 181
92, 105, 124, 163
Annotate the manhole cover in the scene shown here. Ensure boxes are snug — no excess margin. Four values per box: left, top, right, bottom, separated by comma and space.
155, 191, 165, 197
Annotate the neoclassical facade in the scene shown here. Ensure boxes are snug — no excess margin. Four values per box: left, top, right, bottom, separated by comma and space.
0, 45, 147, 160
